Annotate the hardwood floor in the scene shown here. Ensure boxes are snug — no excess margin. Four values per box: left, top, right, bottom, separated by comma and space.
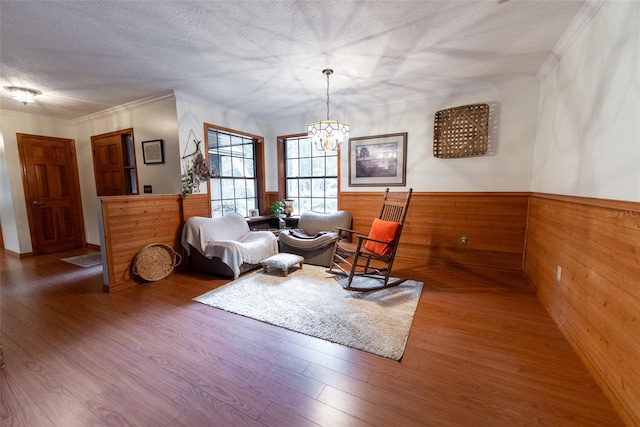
0, 250, 624, 426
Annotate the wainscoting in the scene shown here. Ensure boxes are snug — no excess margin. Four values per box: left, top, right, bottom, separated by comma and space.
182, 192, 211, 219
100, 191, 529, 290
340, 191, 529, 270
98, 191, 638, 424
100, 194, 210, 292
524, 194, 640, 426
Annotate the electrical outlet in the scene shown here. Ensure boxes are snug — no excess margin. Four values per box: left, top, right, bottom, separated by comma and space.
556, 266, 562, 281
459, 235, 467, 245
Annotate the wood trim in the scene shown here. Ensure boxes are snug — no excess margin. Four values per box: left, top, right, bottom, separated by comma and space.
204, 123, 266, 214
266, 192, 279, 212
0, 249, 30, 258
203, 123, 263, 142
524, 194, 640, 426
276, 136, 287, 203
409, 191, 531, 197
255, 134, 266, 215
531, 192, 640, 210
276, 132, 343, 211
276, 132, 307, 140
90, 127, 134, 140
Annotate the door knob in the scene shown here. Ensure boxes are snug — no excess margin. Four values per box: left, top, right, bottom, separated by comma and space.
33, 200, 43, 205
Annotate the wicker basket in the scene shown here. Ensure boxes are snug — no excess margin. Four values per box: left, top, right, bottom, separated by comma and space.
132, 243, 182, 281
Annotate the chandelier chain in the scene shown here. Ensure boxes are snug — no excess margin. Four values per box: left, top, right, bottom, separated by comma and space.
308, 68, 349, 152
326, 71, 330, 121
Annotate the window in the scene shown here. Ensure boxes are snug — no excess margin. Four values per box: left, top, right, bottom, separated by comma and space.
279, 134, 339, 215
206, 125, 265, 218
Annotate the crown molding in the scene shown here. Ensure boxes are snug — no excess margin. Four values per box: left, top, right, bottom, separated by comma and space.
537, 0, 606, 81
71, 90, 175, 124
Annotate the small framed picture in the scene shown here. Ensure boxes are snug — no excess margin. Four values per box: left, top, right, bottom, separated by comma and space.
349, 133, 407, 187
142, 139, 164, 164
249, 208, 260, 217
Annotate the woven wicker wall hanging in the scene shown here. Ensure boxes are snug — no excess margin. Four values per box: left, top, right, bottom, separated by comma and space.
433, 103, 489, 158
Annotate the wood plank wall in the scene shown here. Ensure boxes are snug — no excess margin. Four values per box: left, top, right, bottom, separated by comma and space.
339, 191, 529, 270
101, 194, 211, 292
265, 191, 279, 215
524, 194, 640, 426
181, 193, 211, 220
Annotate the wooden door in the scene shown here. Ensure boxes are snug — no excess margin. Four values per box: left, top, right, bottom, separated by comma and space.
91, 134, 125, 196
18, 134, 85, 254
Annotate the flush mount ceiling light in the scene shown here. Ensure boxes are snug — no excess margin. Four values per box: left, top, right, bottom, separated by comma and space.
4, 86, 41, 105
308, 69, 349, 152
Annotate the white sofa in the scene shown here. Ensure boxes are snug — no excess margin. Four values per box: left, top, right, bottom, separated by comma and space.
181, 213, 278, 278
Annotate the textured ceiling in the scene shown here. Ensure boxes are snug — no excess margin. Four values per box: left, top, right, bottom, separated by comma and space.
0, 0, 587, 121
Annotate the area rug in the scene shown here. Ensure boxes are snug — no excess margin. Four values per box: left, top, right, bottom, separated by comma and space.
193, 264, 423, 360
61, 252, 103, 268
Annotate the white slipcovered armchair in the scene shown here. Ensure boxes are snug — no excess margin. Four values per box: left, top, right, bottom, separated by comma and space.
181, 213, 278, 278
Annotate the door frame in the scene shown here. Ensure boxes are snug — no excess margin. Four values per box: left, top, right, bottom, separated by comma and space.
17, 133, 86, 255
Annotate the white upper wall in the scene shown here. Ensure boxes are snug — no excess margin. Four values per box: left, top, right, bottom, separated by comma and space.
268, 80, 540, 193
532, 0, 640, 202
74, 93, 181, 245
2, 0, 638, 254
174, 90, 270, 194
0, 94, 180, 252
0, 110, 75, 253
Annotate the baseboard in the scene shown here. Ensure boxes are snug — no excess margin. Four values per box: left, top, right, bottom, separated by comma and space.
0, 248, 27, 258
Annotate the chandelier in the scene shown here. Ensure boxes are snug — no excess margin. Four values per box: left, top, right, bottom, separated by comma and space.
4, 86, 41, 105
308, 69, 349, 151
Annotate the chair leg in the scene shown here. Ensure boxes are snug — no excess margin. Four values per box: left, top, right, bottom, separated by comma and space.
327, 240, 344, 275
344, 255, 408, 291
345, 250, 361, 289
382, 265, 393, 287
327, 239, 357, 278
332, 241, 408, 292
363, 257, 373, 275
327, 250, 351, 276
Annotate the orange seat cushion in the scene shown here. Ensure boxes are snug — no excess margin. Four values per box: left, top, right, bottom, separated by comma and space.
365, 219, 400, 256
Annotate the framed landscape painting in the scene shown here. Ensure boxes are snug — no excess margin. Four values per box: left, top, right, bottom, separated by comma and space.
348, 132, 407, 187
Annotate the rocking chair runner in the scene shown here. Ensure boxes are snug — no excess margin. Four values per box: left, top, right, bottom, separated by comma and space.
328, 188, 412, 291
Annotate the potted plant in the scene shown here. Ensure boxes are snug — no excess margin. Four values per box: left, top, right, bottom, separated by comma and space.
269, 200, 284, 216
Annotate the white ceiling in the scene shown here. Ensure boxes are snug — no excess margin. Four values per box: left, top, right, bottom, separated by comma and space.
0, 0, 589, 121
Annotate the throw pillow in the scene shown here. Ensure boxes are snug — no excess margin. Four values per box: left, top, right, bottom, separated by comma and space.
365, 219, 400, 256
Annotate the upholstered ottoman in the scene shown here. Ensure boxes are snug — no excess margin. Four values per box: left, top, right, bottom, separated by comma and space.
261, 253, 304, 277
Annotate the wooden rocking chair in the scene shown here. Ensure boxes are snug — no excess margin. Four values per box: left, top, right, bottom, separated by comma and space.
328, 188, 412, 291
